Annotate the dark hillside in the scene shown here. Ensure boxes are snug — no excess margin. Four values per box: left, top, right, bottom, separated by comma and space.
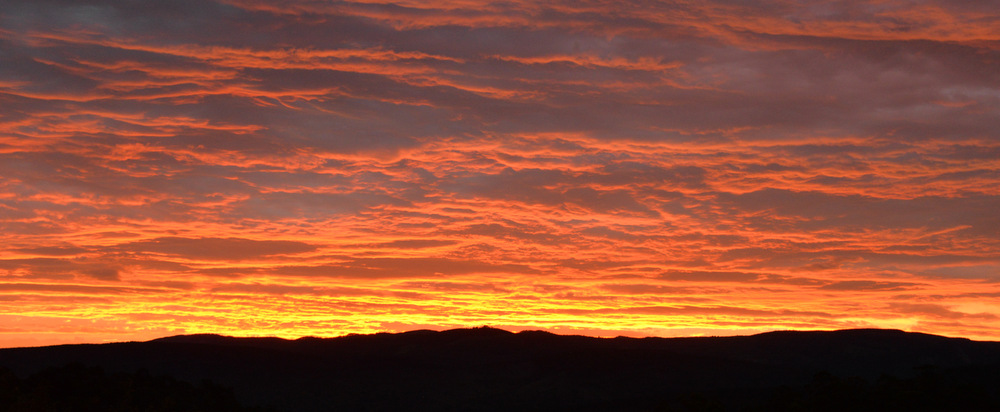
1, 328, 998, 411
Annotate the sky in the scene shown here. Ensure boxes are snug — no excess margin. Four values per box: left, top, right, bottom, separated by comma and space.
1, 0, 999, 347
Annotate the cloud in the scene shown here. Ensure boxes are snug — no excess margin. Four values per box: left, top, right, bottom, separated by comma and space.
118, 237, 317, 260
718, 189, 1000, 234
600, 284, 713, 295
210, 283, 377, 296
348, 239, 459, 249
658, 270, 762, 283
820, 280, 922, 291
1, 0, 999, 343
888, 303, 998, 320
272, 257, 539, 279
11, 246, 89, 256
0, 258, 122, 281
0, 282, 157, 294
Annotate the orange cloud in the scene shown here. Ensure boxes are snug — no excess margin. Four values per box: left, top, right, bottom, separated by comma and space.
1, 0, 999, 347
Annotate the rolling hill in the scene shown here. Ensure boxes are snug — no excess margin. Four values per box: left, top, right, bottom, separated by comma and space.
2, 328, 999, 411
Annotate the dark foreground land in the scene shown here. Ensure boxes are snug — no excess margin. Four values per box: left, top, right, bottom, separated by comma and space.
2, 328, 999, 411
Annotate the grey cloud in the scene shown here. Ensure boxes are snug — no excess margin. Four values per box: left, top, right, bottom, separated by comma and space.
889, 302, 998, 320
210, 283, 378, 296
119, 237, 318, 260
915, 265, 1000, 282
601, 284, 710, 295
717, 247, 998, 272
720, 189, 1000, 232
349, 239, 459, 249
447, 167, 568, 205
562, 187, 659, 217
820, 280, 922, 291
446, 167, 659, 216
0, 151, 258, 208
579, 226, 646, 242
0, 258, 121, 280
134, 280, 196, 290
658, 270, 761, 283
11, 246, 88, 256
5, 0, 997, 147
594, 163, 707, 188
556, 304, 834, 318
233, 191, 411, 219
451, 222, 563, 246
0, 282, 156, 294
395, 281, 510, 293
269, 257, 538, 278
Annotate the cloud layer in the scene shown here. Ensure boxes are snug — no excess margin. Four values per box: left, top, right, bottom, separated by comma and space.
1, 0, 999, 346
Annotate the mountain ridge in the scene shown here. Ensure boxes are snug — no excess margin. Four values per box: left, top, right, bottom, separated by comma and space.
2, 327, 999, 411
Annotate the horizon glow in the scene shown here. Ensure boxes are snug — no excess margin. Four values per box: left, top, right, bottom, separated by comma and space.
1, 0, 999, 347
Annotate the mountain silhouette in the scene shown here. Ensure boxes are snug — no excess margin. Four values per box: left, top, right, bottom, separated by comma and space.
1, 327, 999, 411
